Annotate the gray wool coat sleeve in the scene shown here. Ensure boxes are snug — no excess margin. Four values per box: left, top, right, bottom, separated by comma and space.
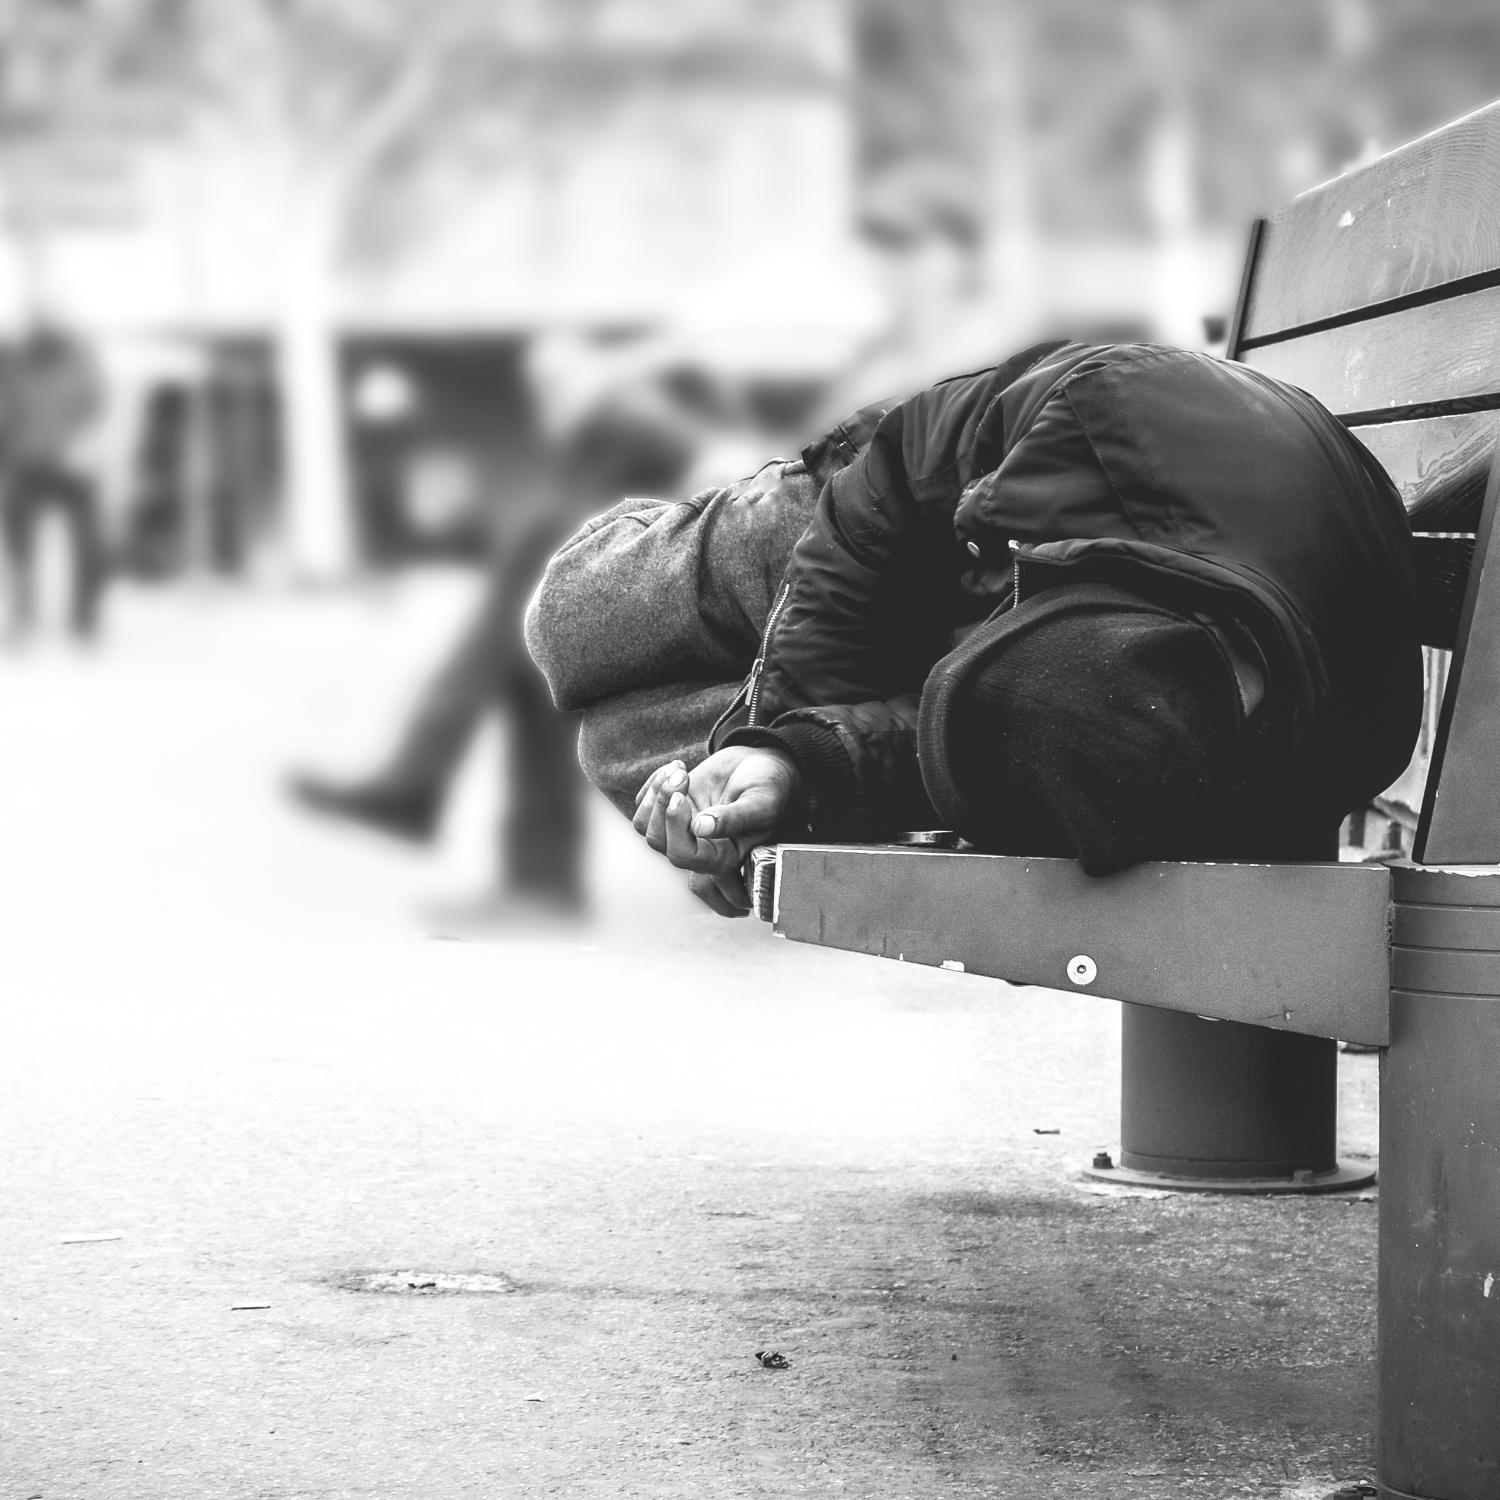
524, 404, 889, 813
576, 680, 745, 817
523, 461, 819, 715
522, 462, 819, 811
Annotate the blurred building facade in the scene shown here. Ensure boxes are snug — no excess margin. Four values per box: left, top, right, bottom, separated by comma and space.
1, 0, 1500, 579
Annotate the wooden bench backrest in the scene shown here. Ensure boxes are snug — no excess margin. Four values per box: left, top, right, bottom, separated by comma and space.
1226, 97, 1500, 864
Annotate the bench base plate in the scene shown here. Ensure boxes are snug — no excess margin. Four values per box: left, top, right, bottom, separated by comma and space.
1081, 1159, 1376, 1194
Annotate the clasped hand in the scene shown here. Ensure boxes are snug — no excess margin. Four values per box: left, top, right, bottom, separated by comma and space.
632, 745, 803, 916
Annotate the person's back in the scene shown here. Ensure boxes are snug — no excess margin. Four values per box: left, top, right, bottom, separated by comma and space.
724, 341, 1421, 849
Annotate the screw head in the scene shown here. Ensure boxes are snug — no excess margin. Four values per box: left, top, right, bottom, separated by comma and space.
1067, 954, 1098, 986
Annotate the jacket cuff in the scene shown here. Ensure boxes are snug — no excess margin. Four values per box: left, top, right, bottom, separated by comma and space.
720, 719, 853, 834
798, 401, 888, 487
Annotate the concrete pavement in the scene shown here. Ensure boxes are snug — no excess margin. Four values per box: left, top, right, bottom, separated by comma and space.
0, 576, 1378, 1499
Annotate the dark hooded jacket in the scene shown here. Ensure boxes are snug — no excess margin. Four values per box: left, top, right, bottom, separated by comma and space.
715, 340, 1423, 841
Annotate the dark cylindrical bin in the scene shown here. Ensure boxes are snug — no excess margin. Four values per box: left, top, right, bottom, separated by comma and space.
1120, 1004, 1337, 1178
1380, 865, 1500, 1500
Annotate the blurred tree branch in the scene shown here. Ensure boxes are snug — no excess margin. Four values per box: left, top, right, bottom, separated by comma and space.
0, 0, 847, 575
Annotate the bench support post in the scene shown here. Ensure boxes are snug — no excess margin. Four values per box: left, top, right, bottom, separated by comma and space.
1094, 828, 1373, 1194
766, 841, 1388, 1192
1102, 1006, 1359, 1190
1379, 866, 1500, 1500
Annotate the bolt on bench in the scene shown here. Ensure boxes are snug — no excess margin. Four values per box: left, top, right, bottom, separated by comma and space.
753, 100, 1500, 1500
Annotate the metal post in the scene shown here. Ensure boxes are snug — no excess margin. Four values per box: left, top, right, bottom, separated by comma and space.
1107, 1005, 1362, 1190
1380, 864, 1500, 1500
1086, 828, 1374, 1193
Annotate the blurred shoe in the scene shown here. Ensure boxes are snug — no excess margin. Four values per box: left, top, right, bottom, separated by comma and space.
286, 771, 440, 845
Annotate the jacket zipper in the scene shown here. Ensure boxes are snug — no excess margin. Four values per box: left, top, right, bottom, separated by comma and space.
1008, 540, 1078, 614
746, 581, 792, 726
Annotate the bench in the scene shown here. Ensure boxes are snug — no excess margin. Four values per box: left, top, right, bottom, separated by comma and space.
753, 99, 1500, 1500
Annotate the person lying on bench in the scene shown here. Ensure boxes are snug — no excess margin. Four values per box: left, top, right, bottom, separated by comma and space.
527, 340, 1424, 915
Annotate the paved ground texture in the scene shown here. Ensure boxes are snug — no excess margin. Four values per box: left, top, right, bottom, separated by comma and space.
0, 575, 1379, 1500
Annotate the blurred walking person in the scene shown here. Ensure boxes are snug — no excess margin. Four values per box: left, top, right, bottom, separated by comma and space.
289, 337, 704, 926
0, 324, 108, 643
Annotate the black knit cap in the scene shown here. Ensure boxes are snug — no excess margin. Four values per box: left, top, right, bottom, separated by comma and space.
918, 581, 1256, 875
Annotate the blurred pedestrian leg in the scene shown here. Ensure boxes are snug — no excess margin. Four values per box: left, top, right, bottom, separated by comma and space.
290, 585, 506, 844
492, 512, 589, 914
290, 515, 589, 917
290, 518, 589, 914
2, 461, 106, 641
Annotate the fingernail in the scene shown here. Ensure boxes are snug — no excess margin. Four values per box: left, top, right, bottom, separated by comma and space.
691, 813, 714, 836
668, 792, 683, 814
